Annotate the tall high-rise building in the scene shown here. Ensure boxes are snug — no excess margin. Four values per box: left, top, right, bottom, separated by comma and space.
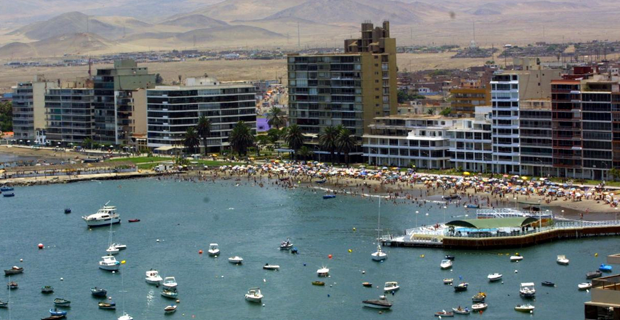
287, 21, 397, 140
93, 60, 156, 145
11, 75, 57, 142
45, 87, 95, 145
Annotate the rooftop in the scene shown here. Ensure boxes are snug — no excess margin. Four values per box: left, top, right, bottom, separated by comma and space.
446, 217, 539, 229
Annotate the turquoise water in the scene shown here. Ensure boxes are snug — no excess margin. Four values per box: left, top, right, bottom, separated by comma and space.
0, 178, 617, 319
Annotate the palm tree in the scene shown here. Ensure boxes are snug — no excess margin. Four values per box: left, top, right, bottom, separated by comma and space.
184, 127, 200, 154
285, 124, 304, 160
196, 116, 211, 156
319, 126, 339, 164
82, 137, 94, 150
267, 107, 285, 130
336, 128, 356, 166
256, 135, 270, 157
297, 146, 313, 161
267, 128, 281, 147
229, 121, 254, 157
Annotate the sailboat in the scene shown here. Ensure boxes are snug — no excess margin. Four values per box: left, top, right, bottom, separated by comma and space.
371, 197, 387, 261
117, 261, 133, 320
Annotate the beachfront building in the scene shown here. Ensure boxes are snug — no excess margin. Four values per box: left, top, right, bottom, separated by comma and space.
45, 87, 95, 145
490, 58, 562, 175
11, 75, 58, 143
362, 115, 455, 168
93, 59, 156, 146
146, 77, 256, 152
287, 21, 398, 139
449, 79, 491, 117
447, 106, 493, 172
519, 99, 554, 177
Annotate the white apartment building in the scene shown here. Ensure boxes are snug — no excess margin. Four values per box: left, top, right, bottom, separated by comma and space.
447, 107, 493, 172
12, 75, 57, 142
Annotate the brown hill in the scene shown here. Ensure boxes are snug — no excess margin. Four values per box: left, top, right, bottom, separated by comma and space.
191, 0, 306, 21
161, 14, 229, 28
0, 33, 112, 58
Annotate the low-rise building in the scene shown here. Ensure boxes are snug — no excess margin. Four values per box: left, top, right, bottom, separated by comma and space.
584, 253, 620, 319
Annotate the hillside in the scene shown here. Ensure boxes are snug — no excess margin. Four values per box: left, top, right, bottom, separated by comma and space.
162, 14, 229, 28
0, 33, 112, 58
191, 0, 306, 21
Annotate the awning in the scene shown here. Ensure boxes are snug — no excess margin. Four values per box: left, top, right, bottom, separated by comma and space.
446, 217, 539, 229
155, 146, 183, 151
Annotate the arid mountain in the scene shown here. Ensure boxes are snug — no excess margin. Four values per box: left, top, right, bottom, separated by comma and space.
0, 33, 112, 58
190, 0, 306, 21
161, 14, 230, 28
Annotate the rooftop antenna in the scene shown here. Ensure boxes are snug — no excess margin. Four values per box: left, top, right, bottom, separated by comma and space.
473, 21, 476, 43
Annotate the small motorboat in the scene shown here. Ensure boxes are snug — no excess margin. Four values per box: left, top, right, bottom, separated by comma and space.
471, 303, 488, 312
384, 281, 400, 292
53, 298, 71, 307
557, 255, 569, 265
312, 281, 325, 286
317, 267, 330, 277
520, 282, 536, 298
323, 194, 336, 199
98, 301, 116, 309
228, 256, 243, 264
91, 287, 107, 297
488, 273, 502, 282
0, 300, 7, 308
64, 208, 71, 214
362, 295, 392, 310
41, 286, 54, 294
440, 259, 453, 269
49, 308, 67, 316
244, 287, 263, 303
578, 282, 592, 290
466, 204, 479, 209
208, 243, 220, 256
452, 306, 471, 315
4, 266, 24, 275
434, 310, 454, 317
7, 281, 18, 290
362, 282, 372, 287
510, 255, 524, 262
263, 264, 280, 270
2, 193, 14, 198
164, 305, 177, 314
444, 255, 455, 261
106, 244, 120, 255
515, 304, 535, 313
587, 271, 603, 279
599, 264, 613, 272
443, 278, 453, 285
280, 239, 293, 250
161, 288, 178, 299
118, 311, 134, 320
541, 281, 555, 287
128, 219, 140, 223
99, 255, 120, 271
454, 283, 468, 292
472, 292, 487, 303
371, 244, 388, 261
42, 316, 66, 320
0, 186, 14, 192
146, 269, 163, 285
162, 276, 178, 289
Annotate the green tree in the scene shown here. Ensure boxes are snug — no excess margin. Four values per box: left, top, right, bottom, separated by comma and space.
256, 135, 270, 156
439, 107, 452, 116
267, 107, 285, 130
609, 168, 620, 181
82, 137, 94, 149
319, 126, 339, 163
0, 101, 12, 132
297, 146, 313, 161
196, 116, 211, 156
229, 121, 254, 157
285, 124, 304, 160
184, 127, 200, 154
267, 128, 281, 147
336, 128, 356, 166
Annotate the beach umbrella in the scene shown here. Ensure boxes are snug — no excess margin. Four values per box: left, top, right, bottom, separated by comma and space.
463, 172, 471, 176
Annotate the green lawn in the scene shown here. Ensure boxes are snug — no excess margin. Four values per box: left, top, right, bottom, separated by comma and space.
109, 156, 170, 164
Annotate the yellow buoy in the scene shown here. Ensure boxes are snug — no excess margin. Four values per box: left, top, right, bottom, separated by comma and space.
420, 254, 425, 258
352, 227, 356, 231
595, 253, 599, 257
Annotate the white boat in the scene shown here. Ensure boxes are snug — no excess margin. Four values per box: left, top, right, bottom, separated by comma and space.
99, 255, 120, 271
164, 305, 177, 314
443, 278, 454, 285
383, 281, 400, 292
371, 198, 388, 261
440, 259, 453, 269
317, 267, 330, 277
557, 255, 570, 265
118, 312, 133, 320
578, 282, 592, 290
228, 256, 243, 264
263, 264, 280, 270
112, 243, 127, 251
362, 295, 392, 309
510, 255, 524, 262
280, 239, 293, 250
106, 244, 120, 255
471, 303, 488, 311
208, 243, 220, 256
519, 282, 536, 298
83, 202, 121, 227
162, 277, 177, 289
488, 273, 503, 282
515, 304, 535, 313
244, 287, 263, 303
145, 270, 163, 285
452, 306, 471, 315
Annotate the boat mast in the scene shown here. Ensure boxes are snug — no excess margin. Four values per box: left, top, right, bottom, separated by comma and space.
8, 276, 11, 320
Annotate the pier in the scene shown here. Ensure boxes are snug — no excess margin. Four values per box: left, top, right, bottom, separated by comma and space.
382, 219, 620, 250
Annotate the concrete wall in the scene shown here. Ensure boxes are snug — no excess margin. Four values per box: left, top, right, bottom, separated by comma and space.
132, 89, 147, 136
